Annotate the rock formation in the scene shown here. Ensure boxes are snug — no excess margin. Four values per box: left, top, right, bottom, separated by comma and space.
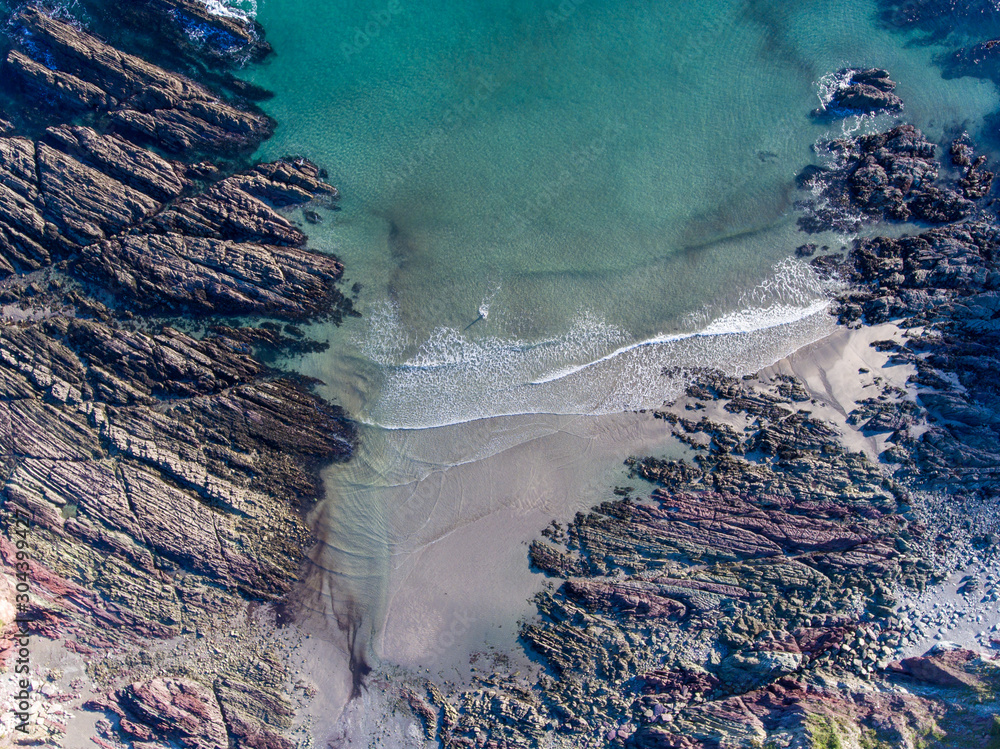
814, 68, 904, 118
0, 4, 355, 747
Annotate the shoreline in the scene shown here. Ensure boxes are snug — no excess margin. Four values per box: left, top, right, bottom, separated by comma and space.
312, 316, 919, 741
321, 68, 1000, 749
3, 1, 1000, 747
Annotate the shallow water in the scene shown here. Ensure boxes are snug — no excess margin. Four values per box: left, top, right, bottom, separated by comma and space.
245, 0, 997, 426
232, 0, 1000, 727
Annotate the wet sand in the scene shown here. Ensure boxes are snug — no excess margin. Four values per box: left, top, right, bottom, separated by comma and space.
295, 318, 924, 738
294, 412, 691, 699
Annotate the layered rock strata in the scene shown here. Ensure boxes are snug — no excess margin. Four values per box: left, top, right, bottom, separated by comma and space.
0, 5, 354, 747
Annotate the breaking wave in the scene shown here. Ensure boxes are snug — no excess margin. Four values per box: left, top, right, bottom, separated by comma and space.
355, 259, 841, 429
197, 0, 258, 20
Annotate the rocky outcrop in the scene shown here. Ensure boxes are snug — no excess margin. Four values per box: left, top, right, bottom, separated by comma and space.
397, 368, 934, 746
0, 6, 355, 749
0, 317, 352, 632
814, 68, 904, 118
8, 8, 272, 153
796, 125, 984, 233
0, 13, 351, 321
119, 678, 230, 749
78, 158, 346, 319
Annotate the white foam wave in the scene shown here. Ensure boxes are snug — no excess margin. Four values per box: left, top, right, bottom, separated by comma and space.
531, 298, 830, 386
197, 0, 258, 20
816, 68, 853, 110
356, 260, 841, 430
357, 300, 411, 366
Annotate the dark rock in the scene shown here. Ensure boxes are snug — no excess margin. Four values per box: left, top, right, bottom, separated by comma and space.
5, 49, 117, 112
43, 125, 189, 202
814, 68, 903, 118
959, 155, 994, 200
796, 125, 987, 233
951, 137, 975, 167
889, 648, 981, 689
11, 8, 272, 155
80, 230, 344, 320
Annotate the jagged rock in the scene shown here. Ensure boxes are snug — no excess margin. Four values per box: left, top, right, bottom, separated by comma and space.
0, 7, 354, 749
119, 678, 228, 749
43, 126, 189, 201
142, 0, 271, 59
796, 125, 981, 233
889, 647, 982, 689
5, 49, 117, 112
214, 677, 294, 749
80, 232, 345, 319
959, 154, 994, 199
815, 68, 903, 118
11, 8, 271, 154
0, 317, 350, 741
640, 665, 720, 696
86, 0, 273, 71
151, 160, 335, 244
951, 137, 974, 167
38, 142, 161, 243
529, 540, 589, 577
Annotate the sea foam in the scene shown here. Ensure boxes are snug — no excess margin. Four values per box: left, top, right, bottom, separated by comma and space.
197, 0, 258, 20
357, 259, 841, 429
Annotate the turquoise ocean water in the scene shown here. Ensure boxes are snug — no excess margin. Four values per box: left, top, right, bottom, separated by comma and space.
242, 0, 997, 428
226, 0, 1000, 721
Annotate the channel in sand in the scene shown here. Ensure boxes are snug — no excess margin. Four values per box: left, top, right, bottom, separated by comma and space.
293, 411, 693, 719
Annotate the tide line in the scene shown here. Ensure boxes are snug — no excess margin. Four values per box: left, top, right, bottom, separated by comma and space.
529, 299, 831, 385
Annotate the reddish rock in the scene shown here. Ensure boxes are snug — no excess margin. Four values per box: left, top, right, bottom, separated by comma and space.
640, 667, 720, 696
120, 678, 228, 749
889, 648, 981, 689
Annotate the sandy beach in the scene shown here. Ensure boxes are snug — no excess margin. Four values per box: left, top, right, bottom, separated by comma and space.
298, 316, 937, 738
